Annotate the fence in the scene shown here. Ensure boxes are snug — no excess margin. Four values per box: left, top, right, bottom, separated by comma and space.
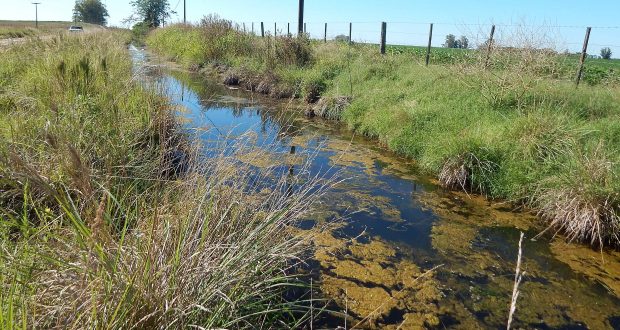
227, 20, 619, 85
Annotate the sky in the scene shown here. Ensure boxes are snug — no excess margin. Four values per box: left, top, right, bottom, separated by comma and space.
2, 0, 619, 56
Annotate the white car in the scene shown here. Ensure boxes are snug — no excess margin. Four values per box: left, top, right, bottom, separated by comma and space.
68, 26, 83, 32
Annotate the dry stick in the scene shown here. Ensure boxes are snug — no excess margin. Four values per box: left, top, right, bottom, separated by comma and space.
575, 27, 592, 87
507, 232, 525, 330
352, 265, 442, 329
310, 278, 313, 330
344, 288, 348, 330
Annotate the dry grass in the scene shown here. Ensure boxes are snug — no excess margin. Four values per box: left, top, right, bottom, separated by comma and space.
532, 143, 620, 247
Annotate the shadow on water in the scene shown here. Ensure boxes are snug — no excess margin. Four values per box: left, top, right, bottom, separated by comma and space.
130, 45, 620, 329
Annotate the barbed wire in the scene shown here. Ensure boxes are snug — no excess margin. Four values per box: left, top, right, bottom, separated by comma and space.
231, 19, 619, 53
246, 21, 620, 30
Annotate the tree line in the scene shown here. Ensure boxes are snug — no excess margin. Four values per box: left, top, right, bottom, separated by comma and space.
72, 0, 171, 28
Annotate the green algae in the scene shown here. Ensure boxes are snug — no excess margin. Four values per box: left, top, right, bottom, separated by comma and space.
309, 228, 444, 329
550, 241, 620, 297
422, 189, 620, 329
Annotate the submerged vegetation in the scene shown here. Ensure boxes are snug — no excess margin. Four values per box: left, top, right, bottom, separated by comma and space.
147, 16, 620, 248
0, 30, 331, 327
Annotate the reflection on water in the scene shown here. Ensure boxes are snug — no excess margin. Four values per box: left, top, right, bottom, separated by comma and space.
131, 46, 620, 329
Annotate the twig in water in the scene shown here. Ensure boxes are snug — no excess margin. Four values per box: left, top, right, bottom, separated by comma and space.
507, 232, 525, 330
310, 278, 313, 330
344, 288, 348, 330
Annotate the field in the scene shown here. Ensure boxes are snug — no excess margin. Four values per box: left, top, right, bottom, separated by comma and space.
147, 20, 620, 248
388, 44, 620, 81
0, 30, 325, 328
0, 21, 99, 39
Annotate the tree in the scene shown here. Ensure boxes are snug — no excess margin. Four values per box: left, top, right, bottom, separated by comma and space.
601, 47, 612, 60
459, 35, 469, 49
334, 34, 350, 42
444, 34, 469, 49
131, 0, 170, 28
73, 0, 109, 25
443, 34, 457, 48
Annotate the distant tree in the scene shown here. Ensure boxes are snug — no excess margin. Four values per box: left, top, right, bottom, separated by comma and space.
601, 47, 612, 60
459, 35, 469, 49
444, 34, 469, 49
334, 34, 350, 42
443, 34, 457, 48
73, 0, 109, 25
131, 0, 170, 28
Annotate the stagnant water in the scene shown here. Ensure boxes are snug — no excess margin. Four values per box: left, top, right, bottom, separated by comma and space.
131, 46, 620, 329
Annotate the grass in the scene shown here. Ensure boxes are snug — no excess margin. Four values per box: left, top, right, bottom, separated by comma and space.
146, 17, 620, 248
0, 29, 331, 328
0, 27, 37, 39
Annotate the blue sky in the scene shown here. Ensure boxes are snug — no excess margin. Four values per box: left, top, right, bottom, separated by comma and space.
2, 0, 619, 56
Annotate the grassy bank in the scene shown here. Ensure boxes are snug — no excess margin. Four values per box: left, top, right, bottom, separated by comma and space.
1, 30, 326, 328
147, 18, 620, 248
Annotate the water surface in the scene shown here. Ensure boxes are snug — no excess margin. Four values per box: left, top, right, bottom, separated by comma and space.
131, 46, 620, 329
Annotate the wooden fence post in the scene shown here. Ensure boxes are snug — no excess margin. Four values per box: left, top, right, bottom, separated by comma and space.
484, 25, 496, 69
261, 22, 265, 37
425, 23, 433, 66
298, 0, 304, 36
288, 23, 290, 36
349, 22, 352, 44
324, 23, 328, 42
274, 22, 277, 37
575, 27, 592, 87
243, 23, 246, 33
380, 22, 387, 54
252, 22, 254, 34
304, 23, 307, 34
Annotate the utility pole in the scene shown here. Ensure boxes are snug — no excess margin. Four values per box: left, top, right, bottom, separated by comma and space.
297, 0, 304, 36
32, 2, 41, 29
183, 0, 186, 24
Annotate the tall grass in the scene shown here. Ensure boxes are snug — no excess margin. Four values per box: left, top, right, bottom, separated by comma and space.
146, 18, 620, 248
1, 30, 332, 328
0, 27, 36, 39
